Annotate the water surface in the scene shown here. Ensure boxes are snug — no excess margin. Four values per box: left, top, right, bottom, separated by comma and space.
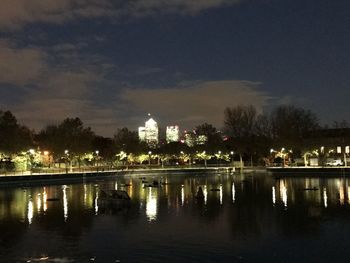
1, 171, 350, 262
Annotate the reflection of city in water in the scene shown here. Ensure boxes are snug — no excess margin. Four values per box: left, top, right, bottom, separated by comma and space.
3, 173, 350, 261
1, 175, 350, 225
3, 174, 350, 225
272, 177, 350, 209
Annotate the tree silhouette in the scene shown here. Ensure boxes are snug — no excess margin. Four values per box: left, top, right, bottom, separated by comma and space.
0, 111, 33, 154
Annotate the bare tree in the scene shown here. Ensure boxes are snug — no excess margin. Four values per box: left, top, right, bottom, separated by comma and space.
270, 105, 319, 148
224, 105, 257, 138
224, 105, 263, 169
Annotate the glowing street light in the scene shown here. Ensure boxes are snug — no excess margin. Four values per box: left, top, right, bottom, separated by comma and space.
27, 149, 35, 173
64, 150, 69, 173
95, 150, 100, 167
230, 151, 234, 166
217, 151, 222, 167
148, 151, 152, 167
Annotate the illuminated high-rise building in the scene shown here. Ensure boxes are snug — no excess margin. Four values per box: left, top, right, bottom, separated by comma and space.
138, 127, 146, 141
196, 135, 208, 145
139, 115, 159, 147
184, 131, 195, 147
166, 126, 180, 143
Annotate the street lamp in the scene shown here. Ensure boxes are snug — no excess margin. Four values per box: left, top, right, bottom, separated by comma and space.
180, 151, 184, 166
203, 151, 208, 167
43, 151, 50, 168
148, 151, 152, 167
64, 150, 69, 173
230, 151, 234, 166
95, 150, 99, 167
281, 148, 286, 167
217, 151, 222, 167
28, 149, 35, 174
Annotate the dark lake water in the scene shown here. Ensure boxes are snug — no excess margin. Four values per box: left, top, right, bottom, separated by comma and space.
1, 171, 350, 262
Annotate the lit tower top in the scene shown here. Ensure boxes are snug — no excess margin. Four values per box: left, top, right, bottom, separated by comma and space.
166, 125, 180, 143
138, 114, 159, 147
145, 117, 158, 145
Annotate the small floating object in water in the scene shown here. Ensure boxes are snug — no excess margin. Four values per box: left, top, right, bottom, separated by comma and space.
196, 187, 204, 199
97, 190, 130, 210
47, 198, 60, 201
152, 180, 159, 186
303, 187, 319, 191
210, 188, 220, 192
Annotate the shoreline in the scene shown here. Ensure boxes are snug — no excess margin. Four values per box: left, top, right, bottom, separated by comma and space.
267, 166, 350, 177
0, 166, 238, 187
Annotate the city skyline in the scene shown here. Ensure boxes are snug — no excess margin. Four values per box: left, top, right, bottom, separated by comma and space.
0, 0, 349, 136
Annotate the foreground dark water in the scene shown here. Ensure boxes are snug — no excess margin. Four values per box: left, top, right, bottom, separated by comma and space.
1, 171, 350, 262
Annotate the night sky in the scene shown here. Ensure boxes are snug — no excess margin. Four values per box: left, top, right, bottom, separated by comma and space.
0, 0, 349, 136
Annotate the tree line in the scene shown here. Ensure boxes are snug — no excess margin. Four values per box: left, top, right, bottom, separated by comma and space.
0, 105, 345, 170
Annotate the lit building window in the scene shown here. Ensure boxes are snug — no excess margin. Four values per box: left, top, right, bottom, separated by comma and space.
166, 125, 180, 143
138, 116, 159, 147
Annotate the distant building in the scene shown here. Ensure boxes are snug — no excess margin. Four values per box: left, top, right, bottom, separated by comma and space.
138, 127, 146, 141
139, 116, 159, 147
196, 135, 208, 145
184, 131, 196, 147
166, 126, 180, 143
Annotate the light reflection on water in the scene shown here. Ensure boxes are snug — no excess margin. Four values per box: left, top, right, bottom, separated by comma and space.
2, 172, 350, 261
27, 199, 33, 225
280, 180, 288, 208
62, 185, 68, 221
323, 187, 328, 208
43, 187, 47, 212
232, 182, 236, 204
181, 185, 184, 206
146, 187, 158, 221
36, 193, 42, 213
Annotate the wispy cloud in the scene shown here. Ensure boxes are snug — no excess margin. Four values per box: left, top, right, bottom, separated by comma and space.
0, 0, 115, 30
121, 80, 270, 130
0, 0, 241, 30
0, 40, 47, 85
0, 40, 120, 134
0, 40, 270, 135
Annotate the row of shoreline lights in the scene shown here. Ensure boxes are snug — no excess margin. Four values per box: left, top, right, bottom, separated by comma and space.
28, 149, 234, 157
27, 149, 235, 166
28, 149, 100, 156
270, 146, 350, 155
